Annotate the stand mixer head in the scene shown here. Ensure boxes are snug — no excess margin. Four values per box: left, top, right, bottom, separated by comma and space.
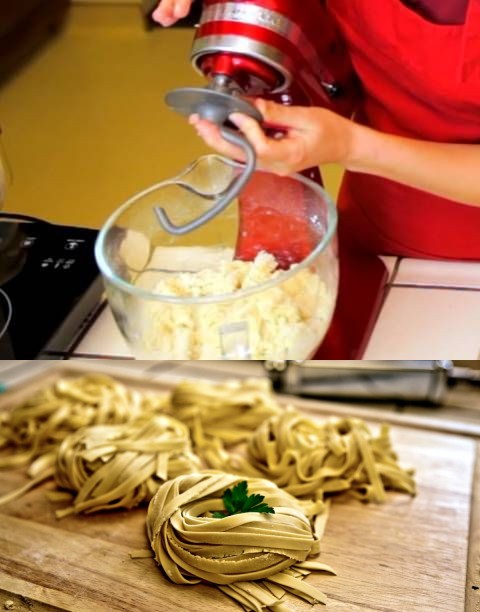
158, 0, 357, 252
189, 0, 357, 111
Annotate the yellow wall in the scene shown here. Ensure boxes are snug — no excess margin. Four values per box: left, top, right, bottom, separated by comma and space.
0, 3, 344, 228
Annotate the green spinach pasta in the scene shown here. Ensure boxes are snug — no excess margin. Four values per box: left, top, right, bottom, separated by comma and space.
0, 374, 169, 474
246, 410, 416, 501
170, 378, 283, 449
146, 471, 334, 612
54, 415, 201, 517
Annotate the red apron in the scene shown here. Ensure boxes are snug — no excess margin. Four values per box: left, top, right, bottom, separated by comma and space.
326, 0, 480, 259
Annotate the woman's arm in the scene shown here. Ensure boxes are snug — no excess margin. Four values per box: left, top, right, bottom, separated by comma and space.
349, 124, 480, 206
191, 99, 480, 206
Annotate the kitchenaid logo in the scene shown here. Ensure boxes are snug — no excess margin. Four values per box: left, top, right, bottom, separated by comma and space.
202, 3, 292, 36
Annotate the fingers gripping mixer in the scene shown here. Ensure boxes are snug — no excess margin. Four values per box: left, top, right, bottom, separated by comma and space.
158, 0, 357, 236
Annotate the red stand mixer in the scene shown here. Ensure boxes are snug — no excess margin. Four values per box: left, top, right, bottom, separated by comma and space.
153, 1, 387, 359
157, 0, 358, 266
92, 1, 389, 359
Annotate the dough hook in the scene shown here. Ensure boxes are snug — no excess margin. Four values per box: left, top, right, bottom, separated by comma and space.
155, 85, 262, 235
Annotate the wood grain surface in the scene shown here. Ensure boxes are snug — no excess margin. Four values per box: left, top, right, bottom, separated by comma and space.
0, 363, 476, 612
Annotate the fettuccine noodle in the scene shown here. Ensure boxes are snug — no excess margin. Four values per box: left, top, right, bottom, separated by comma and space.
0, 374, 169, 474
247, 410, 416, 502
170, 378, 283, 449
147, 471, 335, 612
54, 415, 201, 517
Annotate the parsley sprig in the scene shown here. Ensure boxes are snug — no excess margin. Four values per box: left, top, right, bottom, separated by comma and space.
212, 481, 275, 518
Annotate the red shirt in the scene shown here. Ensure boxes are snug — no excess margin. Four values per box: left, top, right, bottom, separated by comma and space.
327, 0, 480, 259
402, 0, 469, 24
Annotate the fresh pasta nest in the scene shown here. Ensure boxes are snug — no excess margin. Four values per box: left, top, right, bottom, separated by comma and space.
0, 374, 169, 471
247, 410, 416, 502
54, 415, 201, 517
146, 471, 334, 611
169, 378, 283, 448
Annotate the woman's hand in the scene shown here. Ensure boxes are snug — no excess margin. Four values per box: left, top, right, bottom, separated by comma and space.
191, 98, 480, 205
190, 99, 358, 175
152, 0, 193, 26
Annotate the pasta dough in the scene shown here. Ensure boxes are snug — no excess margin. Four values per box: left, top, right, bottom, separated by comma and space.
132, 251, 334, 359
146, 471, 334, 612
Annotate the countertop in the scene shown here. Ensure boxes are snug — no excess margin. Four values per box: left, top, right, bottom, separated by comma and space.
70, 256, 480, 360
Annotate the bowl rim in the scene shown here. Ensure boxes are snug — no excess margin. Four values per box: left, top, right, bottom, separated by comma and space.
94, 155, 338, 305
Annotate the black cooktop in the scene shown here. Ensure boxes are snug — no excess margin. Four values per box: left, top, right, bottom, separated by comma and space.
0, 216, 103, 359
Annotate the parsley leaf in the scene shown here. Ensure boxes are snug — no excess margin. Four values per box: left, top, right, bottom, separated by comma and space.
212, 481, 275, 518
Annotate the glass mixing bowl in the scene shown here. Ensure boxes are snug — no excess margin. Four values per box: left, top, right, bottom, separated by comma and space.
95, 155, 338, 359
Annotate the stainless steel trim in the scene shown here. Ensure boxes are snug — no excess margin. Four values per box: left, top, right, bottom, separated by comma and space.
200, 2, 294, 38
192, 34, 293, 92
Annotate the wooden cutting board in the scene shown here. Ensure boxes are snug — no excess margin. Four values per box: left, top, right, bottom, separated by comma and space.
0, 362, 477, 612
